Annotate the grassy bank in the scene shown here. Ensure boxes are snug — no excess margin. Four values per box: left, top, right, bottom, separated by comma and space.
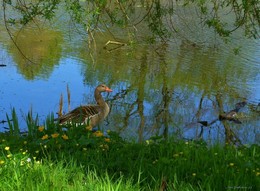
0, 114, 259, 190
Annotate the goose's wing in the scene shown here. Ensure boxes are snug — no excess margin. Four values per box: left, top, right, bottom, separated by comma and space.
58, 105, 101, 124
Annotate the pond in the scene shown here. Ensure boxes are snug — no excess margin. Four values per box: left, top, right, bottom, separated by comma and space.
0, 2, 259, 145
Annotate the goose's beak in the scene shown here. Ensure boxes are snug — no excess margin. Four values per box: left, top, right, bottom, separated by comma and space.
105, 87, 113, 92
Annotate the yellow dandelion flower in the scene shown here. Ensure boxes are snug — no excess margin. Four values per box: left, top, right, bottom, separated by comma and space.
20, 160, 25, 166
104, 138, 110, 142
192, 173, 196, 176
51, 133, 59, 138
35, 150, 39, 154
62, 134, 69, 140
229, 163, 235, 167
86, 126, 92, 131
4, 146, 10, 151
256, 172, 260, 176
38, 126, 44, 132
36, 160, 41, 165
0, 160, 5, 165
7, 154, 12, 158
41, 134, 49, 140
99, 144, 109, 150
93, 131, 103, 137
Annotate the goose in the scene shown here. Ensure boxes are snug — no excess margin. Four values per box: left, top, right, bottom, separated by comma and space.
57, 84, 112, 129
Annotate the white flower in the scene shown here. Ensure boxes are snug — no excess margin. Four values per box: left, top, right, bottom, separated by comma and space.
26, 158, 32, 163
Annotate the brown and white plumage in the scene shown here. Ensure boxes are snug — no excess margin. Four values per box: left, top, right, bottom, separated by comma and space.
57, 84, 112, 128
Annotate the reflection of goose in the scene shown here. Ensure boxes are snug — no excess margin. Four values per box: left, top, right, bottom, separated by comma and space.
197, 101, 247, 126
219, 101, 247, 124
219, 110, 241, 124
57, 84, 112, 129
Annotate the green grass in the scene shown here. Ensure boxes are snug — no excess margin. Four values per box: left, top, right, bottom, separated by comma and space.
0, 110, 259, 190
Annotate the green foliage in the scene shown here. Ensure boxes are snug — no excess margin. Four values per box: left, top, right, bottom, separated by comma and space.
3, 0, 260, 40
4, 0, 61, 25
0, 112, 259, 190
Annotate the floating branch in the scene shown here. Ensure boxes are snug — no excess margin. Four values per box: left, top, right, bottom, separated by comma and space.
103, 40, 127, 52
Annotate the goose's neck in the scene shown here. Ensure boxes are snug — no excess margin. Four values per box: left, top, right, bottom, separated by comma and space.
94, 90, 106, 106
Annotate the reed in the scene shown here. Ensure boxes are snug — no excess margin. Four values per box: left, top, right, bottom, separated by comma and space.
57, 93, 63, 118
26, 108, 39, 137
5, 108, 19, 136
67, 84, 71, 112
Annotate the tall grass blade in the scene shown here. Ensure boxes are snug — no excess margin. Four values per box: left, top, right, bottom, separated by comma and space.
6, 113, 13, 135
26, 108, 39, 136
5, 108, 20, 136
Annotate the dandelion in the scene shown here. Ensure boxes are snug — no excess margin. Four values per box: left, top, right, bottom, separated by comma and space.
7, 154, 12, 158
51, 133, 59, 138
41, 134, 49, 140
256, 172, 260, 176
35, 150, 39, 154
99, 144, 109, 150
93, 131, 103, 137
38, 126, 44, 132
86, 126, 92, 131
0, 160, 5, 165
185, 141, 189, 145
104, 138, 110, 142
24, 141, 27, 145
83, 148, 87, 151
4, 146, 10, 151
192, 173, 196, 176
36, 160, 41, 165
20, 161, 25, 166
229, 163, 235, 167
62, 134, 69, 140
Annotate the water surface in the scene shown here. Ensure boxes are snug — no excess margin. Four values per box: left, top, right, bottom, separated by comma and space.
0, 3, 259, 144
